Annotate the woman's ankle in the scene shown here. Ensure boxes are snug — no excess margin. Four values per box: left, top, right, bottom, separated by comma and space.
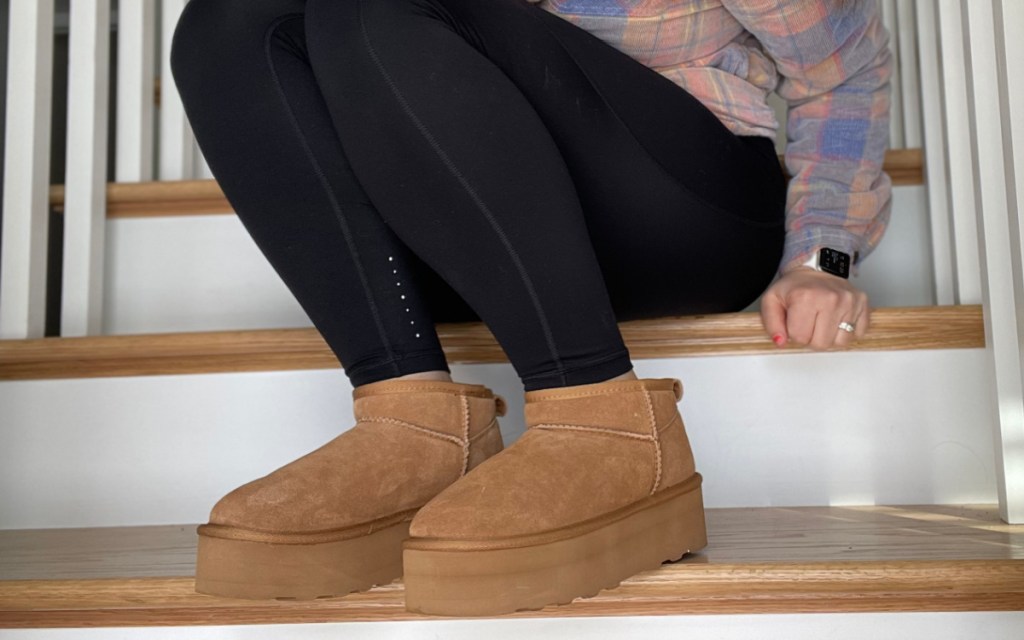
391, 370, 453, 383
603, 369, 638, 383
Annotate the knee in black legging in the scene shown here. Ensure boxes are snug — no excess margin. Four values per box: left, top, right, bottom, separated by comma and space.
303, 0, 522, 65
170, 0, 306, 87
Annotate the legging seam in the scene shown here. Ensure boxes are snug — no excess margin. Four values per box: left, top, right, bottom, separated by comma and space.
522, 7, 783, 230
263, 14, 400, 378
356, 0, 569, 386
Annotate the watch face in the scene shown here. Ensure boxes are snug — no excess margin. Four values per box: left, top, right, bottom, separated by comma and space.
819, 247, 851, 278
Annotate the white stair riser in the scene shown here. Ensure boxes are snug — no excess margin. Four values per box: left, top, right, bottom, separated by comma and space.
0, 348, 995, 529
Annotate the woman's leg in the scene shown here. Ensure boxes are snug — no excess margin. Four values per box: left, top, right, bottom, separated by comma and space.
170, 3, 512, 601
170, 0, 481, 389
302, 0, 786, 391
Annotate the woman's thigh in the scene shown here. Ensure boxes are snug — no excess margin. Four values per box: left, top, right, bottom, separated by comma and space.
414, 0, 787, 320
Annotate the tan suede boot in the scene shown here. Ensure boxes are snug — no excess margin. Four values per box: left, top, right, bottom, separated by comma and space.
194, 378, 506, 600
402, 377, 706, 616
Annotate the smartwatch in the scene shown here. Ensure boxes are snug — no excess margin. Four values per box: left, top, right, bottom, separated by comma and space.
799, 247, 852, 279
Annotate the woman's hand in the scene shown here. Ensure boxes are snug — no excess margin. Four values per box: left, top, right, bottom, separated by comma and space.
759, 267, 870, 351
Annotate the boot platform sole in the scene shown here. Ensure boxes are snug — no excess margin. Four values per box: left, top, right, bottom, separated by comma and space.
403, 473, 707, 616
194, 510, 415, 600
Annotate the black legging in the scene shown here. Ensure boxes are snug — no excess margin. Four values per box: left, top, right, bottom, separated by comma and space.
169, 0, 786, 391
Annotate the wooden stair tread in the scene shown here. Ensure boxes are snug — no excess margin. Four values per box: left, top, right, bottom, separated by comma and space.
47, 149, 926, 217
2, 505, 1021, 626
0, 305, 985, 380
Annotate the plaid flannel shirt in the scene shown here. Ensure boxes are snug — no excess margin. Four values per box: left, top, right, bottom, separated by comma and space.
540, 0, 894, 278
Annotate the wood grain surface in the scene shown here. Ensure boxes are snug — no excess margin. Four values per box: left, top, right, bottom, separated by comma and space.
47, 149, 924, 218
1, 505, 1021, 627
0, 305, 984, 380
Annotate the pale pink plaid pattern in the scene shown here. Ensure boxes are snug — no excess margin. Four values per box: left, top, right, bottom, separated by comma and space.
541, 0, 893, 277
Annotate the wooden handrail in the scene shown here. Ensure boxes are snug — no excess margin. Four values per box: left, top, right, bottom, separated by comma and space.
0, 305, 983, 380
48, 149, 924, 218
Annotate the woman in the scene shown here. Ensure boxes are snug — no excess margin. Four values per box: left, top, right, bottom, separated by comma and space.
169, 0, 891, 615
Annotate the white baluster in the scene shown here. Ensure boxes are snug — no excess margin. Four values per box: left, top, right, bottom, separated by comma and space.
896, 0, 922, 148
964, 0, 1024, 524
158, 0, 194, 180
881, 0, 904, 148
997, 4, 1024, 241
61, 0, 111, 337
937, 0, 982, 304
116, 0, 156, 182
917, 0, 955, 305
0, 1, 54, 339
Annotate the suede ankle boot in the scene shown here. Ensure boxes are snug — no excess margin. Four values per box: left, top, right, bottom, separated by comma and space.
402, 377, 706, 616
194, 378, 506, 600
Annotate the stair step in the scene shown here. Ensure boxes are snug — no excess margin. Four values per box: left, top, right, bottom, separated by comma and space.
0, 305, 984, 380
1, 505, 1021, 627
46, 149, 926, 217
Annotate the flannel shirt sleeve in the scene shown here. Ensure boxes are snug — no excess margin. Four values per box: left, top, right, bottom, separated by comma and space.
721, 0, 894, 278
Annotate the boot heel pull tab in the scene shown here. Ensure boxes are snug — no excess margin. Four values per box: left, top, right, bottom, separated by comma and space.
672, 379, 683, 402
494, 395, 508, 416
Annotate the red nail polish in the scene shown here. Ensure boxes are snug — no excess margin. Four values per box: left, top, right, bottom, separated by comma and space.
772, 334, 785, 346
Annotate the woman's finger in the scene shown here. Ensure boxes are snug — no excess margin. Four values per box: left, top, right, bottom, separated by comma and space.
832, 291, 869, 349
854, 298, 871, 339
809, 305, 843, 350
760, 290, 790, 347
785, 298, 817, 346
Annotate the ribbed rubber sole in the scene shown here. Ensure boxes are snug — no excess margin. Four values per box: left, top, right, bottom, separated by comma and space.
194, 517, 411, 600
403, 475, 707, 616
